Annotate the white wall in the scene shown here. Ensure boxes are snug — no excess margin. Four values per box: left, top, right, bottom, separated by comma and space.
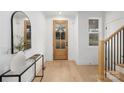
0, 11, 12, 55
46, 16, 79, 62
0, 11, 47, 68
73, 15, 79, 63
78, 11, 104, 65
24, 11, 47, 59
104, 11, 124, 39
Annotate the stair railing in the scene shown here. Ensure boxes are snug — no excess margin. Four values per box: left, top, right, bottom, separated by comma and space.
98, 26, 124, 81
104, 26, 124, 72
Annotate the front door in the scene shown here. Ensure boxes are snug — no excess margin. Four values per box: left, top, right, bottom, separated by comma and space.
53, 20, 68, 60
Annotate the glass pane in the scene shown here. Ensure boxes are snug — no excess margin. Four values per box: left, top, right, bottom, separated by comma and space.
60, 24, 66, 31
89, 33, 98, 46
56, 32, 60, 40
61, 41, 65, 49
56, 40, 60, 48
61, 32, 65, 40
56, 24, 60, 31
56, 24, 66, 32
89, 19, 99, 29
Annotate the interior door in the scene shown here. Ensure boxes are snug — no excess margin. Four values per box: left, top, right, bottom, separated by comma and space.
53, 20, 68, 60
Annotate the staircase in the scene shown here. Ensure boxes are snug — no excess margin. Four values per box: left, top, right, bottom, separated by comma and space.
106, 64, 124, 81
104, 26, 124, 82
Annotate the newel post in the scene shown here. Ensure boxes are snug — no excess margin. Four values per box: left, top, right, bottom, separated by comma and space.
98, 40, 105, 81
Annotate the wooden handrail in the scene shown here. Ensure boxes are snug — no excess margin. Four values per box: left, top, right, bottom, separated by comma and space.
105, 25, 124, 42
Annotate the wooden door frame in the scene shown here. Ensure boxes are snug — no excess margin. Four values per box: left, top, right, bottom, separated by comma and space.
53, 20, 68, 60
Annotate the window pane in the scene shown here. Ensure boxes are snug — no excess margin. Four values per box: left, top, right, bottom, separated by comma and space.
89, 33, 98, 46
61, 41, 65, 49
56, 40, 60, 48
89, 19, 99, 30
61, 32, 65, 40
56, 24, 65, 32
56, 32, 60, 40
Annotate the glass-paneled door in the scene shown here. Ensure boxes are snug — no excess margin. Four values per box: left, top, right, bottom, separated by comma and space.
53, 20, 68, 60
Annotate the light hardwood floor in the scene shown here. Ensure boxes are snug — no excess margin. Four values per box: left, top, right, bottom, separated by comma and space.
33, 60, 98, 82
77, 65, 98, 82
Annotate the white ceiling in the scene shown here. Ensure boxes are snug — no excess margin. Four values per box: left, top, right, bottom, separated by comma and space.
43, 11, 78, 17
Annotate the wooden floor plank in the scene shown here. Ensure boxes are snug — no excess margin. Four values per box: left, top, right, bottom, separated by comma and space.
42, 60, 82, 82
33, 60, 98, 82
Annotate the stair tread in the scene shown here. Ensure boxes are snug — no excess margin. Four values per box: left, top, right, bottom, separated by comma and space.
108, 71, 124, 81
117, 64, 124, 68
104, 78, 112, 82
32, 77, 41, 82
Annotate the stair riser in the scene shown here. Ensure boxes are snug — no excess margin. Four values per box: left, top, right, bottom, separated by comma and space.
116, 65, 124, 74
106, 72, 121, 82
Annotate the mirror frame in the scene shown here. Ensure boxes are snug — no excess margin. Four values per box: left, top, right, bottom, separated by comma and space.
11, 11, 31, 54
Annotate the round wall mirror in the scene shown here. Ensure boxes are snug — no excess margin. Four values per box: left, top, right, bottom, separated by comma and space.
11, 11, 31, 54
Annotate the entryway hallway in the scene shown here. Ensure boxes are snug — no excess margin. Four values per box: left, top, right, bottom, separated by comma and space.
33, 60, 98, 82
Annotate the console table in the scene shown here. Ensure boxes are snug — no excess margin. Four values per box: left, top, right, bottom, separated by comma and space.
29, 54, 45, 81
0, 54, 44, 82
